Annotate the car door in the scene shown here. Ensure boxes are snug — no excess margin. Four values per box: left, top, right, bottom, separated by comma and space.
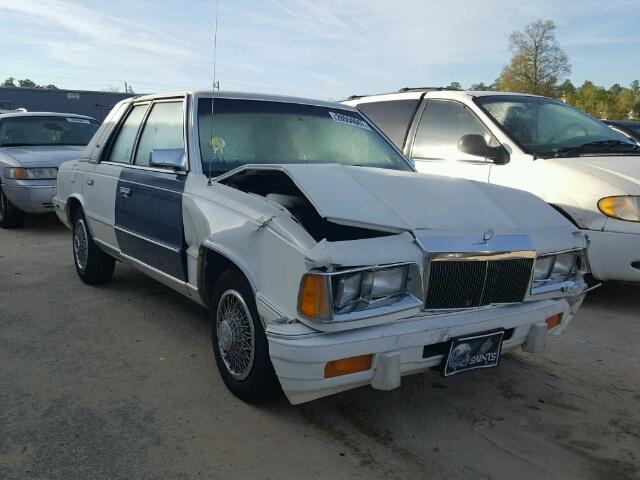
114, 99, 188, 281
83, 102, 149, 249
408, 99, 497, 182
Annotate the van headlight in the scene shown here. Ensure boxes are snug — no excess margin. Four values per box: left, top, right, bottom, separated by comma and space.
598, 196, 640, 222
298, 263, 420, 322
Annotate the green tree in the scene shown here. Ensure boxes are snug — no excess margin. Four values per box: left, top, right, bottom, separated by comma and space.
498, 20, 571, 96
2, 77, 16, 87
18, 79, 37, 88
445, 82, 462, 90
470, 80, 499, 91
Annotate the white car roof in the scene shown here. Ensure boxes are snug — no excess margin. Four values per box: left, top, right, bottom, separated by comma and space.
0, 111, 97, 120
343, 89, 548, 106
131, 90, 358, 111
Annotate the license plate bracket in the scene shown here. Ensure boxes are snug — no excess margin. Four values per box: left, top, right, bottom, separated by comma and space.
443, 330, 505, 376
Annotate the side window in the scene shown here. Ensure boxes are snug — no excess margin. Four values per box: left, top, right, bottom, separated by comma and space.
105, 104, 148, 163
134, 101, 184, 167
356, 100, 419, 148
412, 100, 495, 161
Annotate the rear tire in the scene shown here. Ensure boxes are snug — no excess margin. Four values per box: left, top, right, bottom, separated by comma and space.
72, 209, 115, 284
210, 269, 278, 402
0, 185, 26, 228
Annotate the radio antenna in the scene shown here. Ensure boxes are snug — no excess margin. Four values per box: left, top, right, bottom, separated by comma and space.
207, 0, 220, 185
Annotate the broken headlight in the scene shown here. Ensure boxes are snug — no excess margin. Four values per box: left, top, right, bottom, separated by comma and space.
532, 249, 587, 288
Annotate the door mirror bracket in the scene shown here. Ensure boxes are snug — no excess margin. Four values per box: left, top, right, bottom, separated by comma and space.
458, 134, 509, 165
149, 148, 187, 171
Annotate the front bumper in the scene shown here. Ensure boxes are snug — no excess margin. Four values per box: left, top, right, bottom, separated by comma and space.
2, 183, 56, 214
585, 229, 640, 282
267, 297, 582, 404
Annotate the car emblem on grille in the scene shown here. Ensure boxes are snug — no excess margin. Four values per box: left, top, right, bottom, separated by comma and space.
482, 229, 495, 244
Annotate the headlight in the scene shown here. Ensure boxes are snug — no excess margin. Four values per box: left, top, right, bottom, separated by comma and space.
298, 264, 417, 321
534, 255, 555, 281
533, 249, 587, 286
4, 167, 58, 180
598, 196, 640, 222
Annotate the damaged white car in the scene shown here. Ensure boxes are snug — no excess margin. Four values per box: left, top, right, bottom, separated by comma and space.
54, 91, 588, 404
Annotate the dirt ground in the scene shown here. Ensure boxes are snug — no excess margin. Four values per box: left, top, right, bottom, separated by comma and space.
1, 215, 639, 480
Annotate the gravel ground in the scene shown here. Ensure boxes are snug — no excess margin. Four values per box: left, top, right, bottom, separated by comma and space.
1, 215, 639, 480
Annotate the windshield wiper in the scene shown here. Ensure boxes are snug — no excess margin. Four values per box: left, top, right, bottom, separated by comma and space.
553, 140, 640, 158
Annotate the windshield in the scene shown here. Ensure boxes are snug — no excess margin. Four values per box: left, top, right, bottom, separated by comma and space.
0, 116, 99, 147
197, 98, 410, 175
475, 96, 636, 158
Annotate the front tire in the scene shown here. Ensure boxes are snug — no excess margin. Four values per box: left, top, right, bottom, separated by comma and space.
0, 184, 26, 228
72, 209, 115, 284
210, 269, 278, 402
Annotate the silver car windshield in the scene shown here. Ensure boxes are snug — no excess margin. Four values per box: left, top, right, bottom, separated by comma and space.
0, 116, 99, 147
475, 95, 638, 158
197, 98, 410, 176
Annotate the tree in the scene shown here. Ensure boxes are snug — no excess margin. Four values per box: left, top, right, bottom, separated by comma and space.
498, 20, 571, 96
18, 79, 38, 88
470, 80, 499, 91
2, 77, 16, 87
445, 81, 462, 90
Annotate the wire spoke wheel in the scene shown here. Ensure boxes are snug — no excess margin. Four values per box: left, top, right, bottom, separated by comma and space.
73, 218, 89, 270
216, 289, 256, 380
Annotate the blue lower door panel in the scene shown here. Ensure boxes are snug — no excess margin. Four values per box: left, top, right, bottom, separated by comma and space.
115, 168, 187, 281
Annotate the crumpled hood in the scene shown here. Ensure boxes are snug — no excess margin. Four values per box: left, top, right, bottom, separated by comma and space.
0, 145, 85, 167
547, 155, 640, 195
277, 164, 572, 234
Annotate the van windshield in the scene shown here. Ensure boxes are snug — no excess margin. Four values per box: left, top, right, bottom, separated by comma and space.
0, 116, 99, 147
197, 98, 410, 176
475, 95, 639, 158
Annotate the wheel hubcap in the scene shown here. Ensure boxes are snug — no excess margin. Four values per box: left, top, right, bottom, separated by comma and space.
73, 219, 89, 270
216, 290, 255, 380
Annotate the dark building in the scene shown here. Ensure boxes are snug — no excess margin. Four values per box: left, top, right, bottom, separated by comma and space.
0, 87, 137, 122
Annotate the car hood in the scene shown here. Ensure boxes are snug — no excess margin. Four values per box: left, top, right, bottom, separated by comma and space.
547, 155, 640, 195
263, 164, 574, 240
0, 145, 85, 167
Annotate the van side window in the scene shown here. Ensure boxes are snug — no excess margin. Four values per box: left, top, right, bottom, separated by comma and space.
356, 100, 420, 148
105, 104, 148, 163
134, 101, 184, 167
412, 100, 494, 161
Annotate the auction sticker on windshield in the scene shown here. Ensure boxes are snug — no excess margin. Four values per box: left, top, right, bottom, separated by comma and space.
328, 111, 371, 131
444, 331, 504, 376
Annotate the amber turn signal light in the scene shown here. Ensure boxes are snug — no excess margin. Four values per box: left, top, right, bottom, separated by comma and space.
545, 314, 562, 329
324, 354, 373, 378
299, 274, 330, 319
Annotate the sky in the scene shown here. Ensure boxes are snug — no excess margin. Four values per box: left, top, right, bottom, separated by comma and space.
0, 0, 639, 100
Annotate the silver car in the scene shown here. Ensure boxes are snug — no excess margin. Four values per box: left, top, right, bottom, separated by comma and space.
0, 111, 99, 228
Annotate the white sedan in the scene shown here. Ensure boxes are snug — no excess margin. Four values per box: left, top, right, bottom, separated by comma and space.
345, 89, 640, 282
55, 90, 587, 404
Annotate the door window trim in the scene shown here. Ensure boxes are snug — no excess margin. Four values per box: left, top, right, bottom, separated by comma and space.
99, 95, 190, 175
407, 98, 504, 164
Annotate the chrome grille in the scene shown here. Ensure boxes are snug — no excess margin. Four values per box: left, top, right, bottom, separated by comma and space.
425, 257, 534, 310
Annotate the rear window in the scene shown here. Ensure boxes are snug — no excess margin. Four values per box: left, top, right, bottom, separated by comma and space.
0, 116, 99, 147
355, 100, 420, 148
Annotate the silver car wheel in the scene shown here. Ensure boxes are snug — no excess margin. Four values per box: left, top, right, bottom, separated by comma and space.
216, 289, 255, 380
73, 218, 89, 270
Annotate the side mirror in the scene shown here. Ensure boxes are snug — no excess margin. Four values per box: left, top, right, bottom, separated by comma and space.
149, 148, 186, 170
458, 134, 509, 165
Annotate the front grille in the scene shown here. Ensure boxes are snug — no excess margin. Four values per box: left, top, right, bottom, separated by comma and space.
425, 257, 534, 310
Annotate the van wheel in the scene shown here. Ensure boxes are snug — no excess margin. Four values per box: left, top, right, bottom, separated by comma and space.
210, 269, 278, 402
0, 185, 26, 228
72, 209, 115, 284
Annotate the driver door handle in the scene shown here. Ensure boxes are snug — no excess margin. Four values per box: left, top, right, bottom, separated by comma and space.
119, 186, 132, 197
86, 179, 94, 186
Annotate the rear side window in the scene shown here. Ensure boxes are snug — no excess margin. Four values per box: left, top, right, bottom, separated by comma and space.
355, 100, 419, 148
134, 101, 184, 167
105, 104, 147, 163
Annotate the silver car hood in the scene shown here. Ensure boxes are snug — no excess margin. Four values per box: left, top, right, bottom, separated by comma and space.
546, 155, 640, 195
0, 145, 85, 167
